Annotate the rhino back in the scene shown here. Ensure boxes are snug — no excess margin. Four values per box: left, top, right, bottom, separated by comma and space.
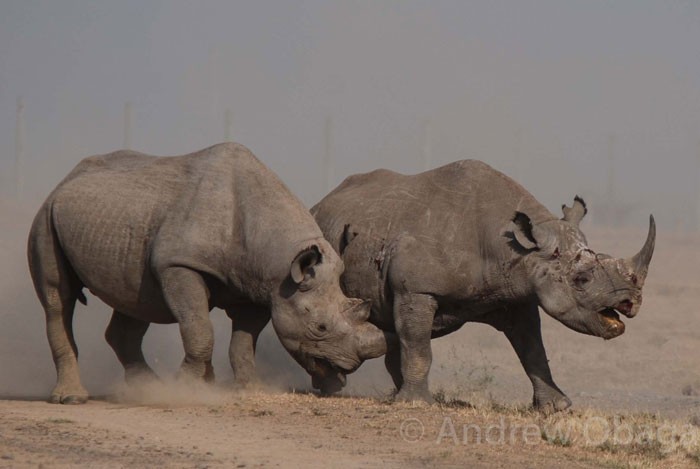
48, 143, 322, 319
316, 160, 550, 252
313, 160, 553, 312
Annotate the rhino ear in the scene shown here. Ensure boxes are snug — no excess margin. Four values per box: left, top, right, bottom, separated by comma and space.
512, 212, 539, 251
561, 195, 587, 226
291, 245, 322, 284
339, 224, 358, 255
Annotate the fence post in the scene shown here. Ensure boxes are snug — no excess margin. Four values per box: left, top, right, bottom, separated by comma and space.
224, 108, 233, 142
15, 96, 25, 199
123, 101, 132, 149
324, 115, 334, 193
422, 119, 432, 172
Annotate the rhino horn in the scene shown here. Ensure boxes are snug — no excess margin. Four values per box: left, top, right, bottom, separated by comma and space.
342, 298, 371, 324
628, 215, 656, 280
561, 195, 587, 227
356, 325, 397, 360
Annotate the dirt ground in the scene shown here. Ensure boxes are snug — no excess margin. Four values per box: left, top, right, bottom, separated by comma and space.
2, 200, 700, 468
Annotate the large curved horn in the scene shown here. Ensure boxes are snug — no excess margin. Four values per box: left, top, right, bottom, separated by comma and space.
629, 215, 656, 276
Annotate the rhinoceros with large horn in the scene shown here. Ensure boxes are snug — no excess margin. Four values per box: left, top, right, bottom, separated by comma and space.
27, 142, 391, 404
311, 160, 655, 411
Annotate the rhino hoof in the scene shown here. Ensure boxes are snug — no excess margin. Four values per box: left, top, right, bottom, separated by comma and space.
535, 395, 572, 413
62, 395, 89, 405
394, 387, 435, 405
49, 394, 88, 405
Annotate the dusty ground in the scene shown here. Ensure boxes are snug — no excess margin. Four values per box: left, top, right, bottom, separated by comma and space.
2, 389, 699, 469
2, 200, 700, 468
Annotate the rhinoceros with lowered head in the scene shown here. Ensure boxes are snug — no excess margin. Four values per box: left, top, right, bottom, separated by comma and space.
28, 142, 391, 404
311, 159, 655, 411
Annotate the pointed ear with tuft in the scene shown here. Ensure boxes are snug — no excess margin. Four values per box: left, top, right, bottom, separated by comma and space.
512, 212, 539, 251
561, 195, 588, 227
290, 245, 322, 284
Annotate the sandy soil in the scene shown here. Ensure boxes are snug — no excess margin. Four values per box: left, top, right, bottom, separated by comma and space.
2, 200, 700, 467
3, 390, 698, 469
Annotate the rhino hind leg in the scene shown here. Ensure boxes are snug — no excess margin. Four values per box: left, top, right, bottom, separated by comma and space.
226, 305, 270, 388
105, 310, 158, 384
44, 295, 88, 404
392, 292, 438, 404
481, 304, 571, 413
28, 211, 88, 404
158, 267, 215, 382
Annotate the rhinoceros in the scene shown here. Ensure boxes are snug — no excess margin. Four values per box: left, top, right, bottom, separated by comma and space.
311, 160, 655, 411
27, 142, 390, 404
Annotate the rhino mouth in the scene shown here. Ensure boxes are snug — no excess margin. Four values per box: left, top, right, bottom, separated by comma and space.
309, 356, 351, 379
597, 301, 634, 339
309, 357, 349, 393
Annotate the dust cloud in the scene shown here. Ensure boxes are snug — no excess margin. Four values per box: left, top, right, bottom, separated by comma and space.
0, 198, 392, 402
1, 2, 699, 412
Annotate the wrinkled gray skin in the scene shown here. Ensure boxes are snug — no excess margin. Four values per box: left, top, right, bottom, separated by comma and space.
27, 142, 390, 404
312, 160, 655, 411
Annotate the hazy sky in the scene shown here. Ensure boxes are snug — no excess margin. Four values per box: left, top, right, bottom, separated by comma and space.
1, 1, 699, 228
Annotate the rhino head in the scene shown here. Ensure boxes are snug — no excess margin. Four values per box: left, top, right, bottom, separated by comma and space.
511, 197, 655, 339
270, 242, 391, 391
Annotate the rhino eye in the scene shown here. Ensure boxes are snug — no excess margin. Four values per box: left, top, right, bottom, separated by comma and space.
551, 248, 560, 260
631, 274, 638, 285
573, 272, 591, 288
317, 323, 327, 333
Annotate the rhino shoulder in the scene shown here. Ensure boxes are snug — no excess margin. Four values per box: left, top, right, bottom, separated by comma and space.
429, 159, 497, 178
337, 168, 402, 190
195, 142, 262, 168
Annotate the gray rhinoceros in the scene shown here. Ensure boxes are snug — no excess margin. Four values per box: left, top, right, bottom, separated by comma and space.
311, 160, 655, 411
28, 142, 390, 404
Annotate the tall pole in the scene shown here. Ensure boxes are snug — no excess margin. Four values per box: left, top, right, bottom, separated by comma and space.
15, 96, 25, 200
421, 119, 432, 172
324, 115, 334, 192
514, 127, 523, 183
224, 108, 233, 142
123, 101, 132, 149
606, 134, 616, 227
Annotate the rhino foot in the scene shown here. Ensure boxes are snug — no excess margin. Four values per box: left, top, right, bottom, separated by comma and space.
48, 382, 89, 405
232, 376, 263, 392
49, 393, 89, 405
394, 386, 435, 405
124, 365, 159, 385
534, 394, 572, 413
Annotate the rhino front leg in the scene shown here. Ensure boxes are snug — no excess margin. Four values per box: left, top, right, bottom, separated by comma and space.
384, 347, 403, 392
226, 305, 270, 388
393, 292, 438, 403
483, 304, 571, 413
105, 310, 158, 384
159, 267, 215, 382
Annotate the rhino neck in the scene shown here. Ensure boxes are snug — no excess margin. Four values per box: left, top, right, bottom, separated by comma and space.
224, 161, 326, 305
480, 253, 538, 305
227, 236, 328, 306
478, 206, 556, 305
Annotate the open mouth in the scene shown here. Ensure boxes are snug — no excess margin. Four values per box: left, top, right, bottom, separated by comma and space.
309, 357, 349, 384
309, 357, 349, 393
597, 302, 633, 338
